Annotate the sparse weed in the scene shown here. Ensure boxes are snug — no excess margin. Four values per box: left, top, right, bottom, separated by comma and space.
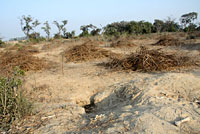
0, 67, 32, 131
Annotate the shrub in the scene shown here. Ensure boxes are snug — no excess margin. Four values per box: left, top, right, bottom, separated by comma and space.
0, 39, 5, 48
54, 33, 62, 39
0, 67, 32, 131
28, 33, 46, 44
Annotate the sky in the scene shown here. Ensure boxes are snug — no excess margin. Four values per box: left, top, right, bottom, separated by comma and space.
1, 0, 200, 40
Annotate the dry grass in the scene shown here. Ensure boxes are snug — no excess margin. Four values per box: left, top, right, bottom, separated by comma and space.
0, 51, 48, 76
18, 45, 39, 54
102, 46, 197, 72
153, 35, 184, 46
42, 42, 62, 51
110, 39, 136, 48
64, 41, 120, 62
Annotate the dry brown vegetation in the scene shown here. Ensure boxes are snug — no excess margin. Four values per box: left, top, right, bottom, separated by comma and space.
110, 39, 136, 48
102, 46, 196, 72
153, 35, 184, 46
41, 42, 62, 50
1, 33, 200, 133
64, 41, 120, 62
18, 45, 39, 54
0, 51, 48, 76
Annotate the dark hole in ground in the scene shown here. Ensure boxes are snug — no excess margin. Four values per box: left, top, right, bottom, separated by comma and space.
83, 102, 96, 113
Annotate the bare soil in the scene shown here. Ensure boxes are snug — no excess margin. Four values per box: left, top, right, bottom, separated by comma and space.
1, 34, 200, 134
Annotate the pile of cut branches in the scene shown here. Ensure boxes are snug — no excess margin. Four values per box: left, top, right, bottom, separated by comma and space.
153, 35, 183, 46
104, 46, 196, 72
0, 51, 47, 76
64, 41, 120, 62
110, 39, 136, 48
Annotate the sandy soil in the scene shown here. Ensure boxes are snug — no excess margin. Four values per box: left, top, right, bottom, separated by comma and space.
2, 37, 200, 134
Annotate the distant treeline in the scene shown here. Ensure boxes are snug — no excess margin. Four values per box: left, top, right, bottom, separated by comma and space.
6, 12, 200, 41
9, 37, 27, 41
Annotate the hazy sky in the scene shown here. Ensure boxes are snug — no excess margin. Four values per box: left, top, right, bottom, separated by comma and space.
1, 0, 200, 40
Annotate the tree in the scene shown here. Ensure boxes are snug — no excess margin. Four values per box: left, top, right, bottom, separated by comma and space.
197, 22, 200, 31
104, 21, 128, 36
184, 23, 198, 32
0, 36, 5, 47
153, 19, 164, 33
79, 24, 100, 37
41, 21, 51, 39
64, 30, 75, 39
80, 25, 89, 36
91, 28, 101, 36
163, 17, 180, 32
180, 12, 198, 30
20, 15, 40, 39
53, 20, 68, 38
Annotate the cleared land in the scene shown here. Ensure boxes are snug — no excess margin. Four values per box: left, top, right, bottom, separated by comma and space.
1, 33, 200, 134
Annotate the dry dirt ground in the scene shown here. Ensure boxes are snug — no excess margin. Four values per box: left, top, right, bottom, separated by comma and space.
1, 35, 200, 134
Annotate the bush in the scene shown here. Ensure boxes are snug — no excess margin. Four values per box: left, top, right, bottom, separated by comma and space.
0, 39, 5, 48
28, 33, 46, 44
0, 67, 32, 131
54, 33, 62, 39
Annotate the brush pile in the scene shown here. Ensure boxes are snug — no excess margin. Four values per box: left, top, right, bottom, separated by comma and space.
64, 41, 120, 62
110, 39, 136, 48
42, 42, 62, 50
18, 45, 39, 54
0, 51, 47, 76
153, 35, 183, 46
104, 46, 195, 72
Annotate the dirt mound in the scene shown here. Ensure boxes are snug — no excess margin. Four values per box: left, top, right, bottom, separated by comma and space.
0, 51, 48, 76
103, 46, 196, 72
153, 35, 183, 46
64, 41, 120, 62
110, 39, 136, 48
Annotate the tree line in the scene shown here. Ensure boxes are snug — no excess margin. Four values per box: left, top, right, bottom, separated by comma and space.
17, 12, 200, 41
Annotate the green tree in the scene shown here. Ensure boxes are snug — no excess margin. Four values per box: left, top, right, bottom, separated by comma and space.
0, 37, 5, 47
180, 12, 198, 31
153, 19, 164, 33
53, 20, 68, 38
41, 21, 51, 39
20, 15, 40, 39
79, 24, 99, 37
64, 30, 76, 39
163, 17, 180, 32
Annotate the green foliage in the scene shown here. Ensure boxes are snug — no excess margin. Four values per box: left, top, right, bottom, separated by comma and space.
180, 12, 198, 32
184, 23, 198, 32
53, 20, 68, 38
153, 19, 165, 32
42, 21, 51, 39
104, 21, 128, 36
79, 24, 101, 37
104, 21, 153, 36
153, 18, 180, 32
0, 67, 32, 131
20, 15, 40, 38
28, 32, 46, 44
180, 12, 198, 27
64, 30, 76, 39
0, 38, 5, 48
91, 28, 101, 36
162, 17, 180, 32
53, 33, 62, 39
